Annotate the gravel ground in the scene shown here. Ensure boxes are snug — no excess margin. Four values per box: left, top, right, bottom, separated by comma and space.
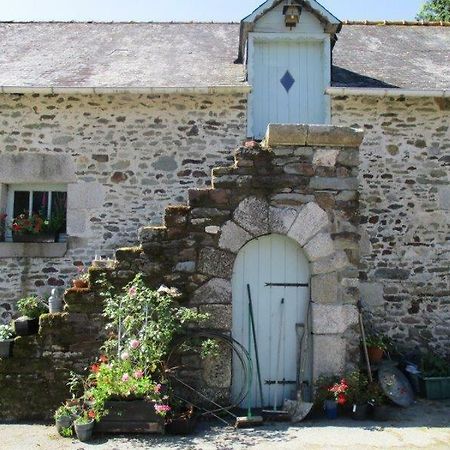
1, 400, 449, 450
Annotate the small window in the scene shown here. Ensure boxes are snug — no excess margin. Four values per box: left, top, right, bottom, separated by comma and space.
5, 184, 67, 242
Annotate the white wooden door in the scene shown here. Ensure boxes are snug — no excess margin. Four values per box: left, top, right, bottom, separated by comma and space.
249, 38, 326, 139
232, 234, 310, 408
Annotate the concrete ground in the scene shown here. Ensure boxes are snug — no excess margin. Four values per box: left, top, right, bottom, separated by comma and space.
1, 399, 449, 450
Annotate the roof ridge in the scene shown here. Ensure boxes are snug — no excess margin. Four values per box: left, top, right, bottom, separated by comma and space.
343, 20, 450, 27
0, 20, 239, 25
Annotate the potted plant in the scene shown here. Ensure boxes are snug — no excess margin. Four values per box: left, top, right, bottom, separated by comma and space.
11, 209, 65, 243
367, 382, 390, 421
365, 334, 389, 364
54, 403, 77, 434
74, 410, 96, 442
0, 324, 14, 358
13, 296, 48, 336
419, 353, 450, 400
315, 376, 348, 419
346, 371, 370, 421
72, 266, 89, 289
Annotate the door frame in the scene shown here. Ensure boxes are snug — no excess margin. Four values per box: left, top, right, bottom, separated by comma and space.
246, 32, 331, 139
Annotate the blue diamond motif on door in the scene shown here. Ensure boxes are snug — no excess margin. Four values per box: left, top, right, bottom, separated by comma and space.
280, 70, 295, 93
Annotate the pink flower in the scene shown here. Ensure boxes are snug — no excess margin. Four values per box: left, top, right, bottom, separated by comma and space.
128, 287, 137, 297
134, 370, 144, 379
130, 339, 140, 349
154, 404, 171, 414
120, 351, 130, 361
154, 384, 161, 393
122, 373, 130, 382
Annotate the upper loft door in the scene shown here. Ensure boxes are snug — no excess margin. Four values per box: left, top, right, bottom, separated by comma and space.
248, 36, 328, 139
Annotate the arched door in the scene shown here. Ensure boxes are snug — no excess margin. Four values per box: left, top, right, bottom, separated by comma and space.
232, 234, 310, 408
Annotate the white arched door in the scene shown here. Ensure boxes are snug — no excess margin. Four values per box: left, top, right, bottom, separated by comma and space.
232, 234, 310, 408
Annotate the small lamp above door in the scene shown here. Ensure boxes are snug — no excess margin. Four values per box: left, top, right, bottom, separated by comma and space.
282, 1, 302, 29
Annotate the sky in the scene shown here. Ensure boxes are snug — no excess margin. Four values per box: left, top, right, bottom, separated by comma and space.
1, 0, 426, 22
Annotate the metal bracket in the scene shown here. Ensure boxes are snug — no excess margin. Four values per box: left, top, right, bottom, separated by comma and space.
265, 282, 309, 288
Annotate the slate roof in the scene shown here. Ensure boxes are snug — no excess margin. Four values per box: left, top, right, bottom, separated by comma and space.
0, 22, 449, 90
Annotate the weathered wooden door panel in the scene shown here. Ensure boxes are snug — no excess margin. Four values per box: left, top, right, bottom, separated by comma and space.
249, 39, 326, 139
232, 234, 310, 407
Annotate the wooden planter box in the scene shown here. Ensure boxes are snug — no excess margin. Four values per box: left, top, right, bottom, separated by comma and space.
96, 400, 164, 434
419, 376, 450, 400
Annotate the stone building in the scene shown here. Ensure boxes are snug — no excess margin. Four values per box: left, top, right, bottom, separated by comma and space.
0, 0, 449, 417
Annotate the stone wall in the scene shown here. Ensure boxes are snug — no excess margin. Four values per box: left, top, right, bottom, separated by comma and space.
0, 92, 247, 319
332, 95, 450, 356
0, 123, 364, 420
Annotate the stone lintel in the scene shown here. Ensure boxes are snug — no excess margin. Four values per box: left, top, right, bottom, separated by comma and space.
264, 124, 364, 148
0, 242, 68, 258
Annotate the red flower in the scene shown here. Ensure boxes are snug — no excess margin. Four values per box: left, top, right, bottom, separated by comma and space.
337, 393, 347, 405
99, 355, 108, 364
90, 363, 100, 373
88, 410, 96, 419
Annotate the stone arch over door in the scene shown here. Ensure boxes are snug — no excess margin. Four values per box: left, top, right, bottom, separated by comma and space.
204, 195, 360, 392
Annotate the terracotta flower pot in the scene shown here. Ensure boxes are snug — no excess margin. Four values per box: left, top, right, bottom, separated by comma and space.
367, 346, 384, 364
72, 279, 89, 289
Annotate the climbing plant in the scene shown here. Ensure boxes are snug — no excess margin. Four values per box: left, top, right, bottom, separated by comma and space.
416, 0, 450, 21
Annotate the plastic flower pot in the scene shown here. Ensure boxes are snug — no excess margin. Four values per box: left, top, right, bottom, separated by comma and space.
0, 339, 13, 358
55, 415, 73, 433
324, 400, 338, 419
351, 403, 369, 421
72, 279, 89, 289
372, 404, 390, 421
74, 420, 94, 442
367, 347, 384, 364
13, 317, 39, 336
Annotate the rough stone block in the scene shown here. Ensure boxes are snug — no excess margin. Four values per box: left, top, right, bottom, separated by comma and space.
337, 149, 359, 167
198, 304, 232, 330
288, 202, 329, 246
313, 335, 346, 379
304, 233, 335, 262
264, 124, 308, 147
0, 153, 77, 184
307, 125, 364, 148
219, 221, 252, 253
313, 149, 339, 167
309, 177, 358, 191
233, 196, 269, 236
67, 182, 105, 210
66, 209, 88, 236
202, 342, 232, 388
269, 206, 299, 235
191, 278, 232, 305
198, 248, 235, 279
438, 186, 450, 210
311, 251, 349, 275
311, 272, 338, 304
312, 304, 358, 334
360, 282, 384, 308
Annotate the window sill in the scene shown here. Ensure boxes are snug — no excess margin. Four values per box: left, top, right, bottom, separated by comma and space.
0, 242, 68, 258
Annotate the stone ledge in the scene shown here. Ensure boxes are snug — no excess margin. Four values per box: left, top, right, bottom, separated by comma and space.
0, 242, 68, 258
264, 124, 364, 148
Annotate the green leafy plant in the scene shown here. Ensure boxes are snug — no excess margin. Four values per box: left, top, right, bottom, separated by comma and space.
420, 353, 450, 377
59, 427, 73, 438
345, 371, 370, 405
16, 296, 48, 318
416, 0, 450, 21
54, 403, 77, 420
0, 324, 14, 341
367, 382, 389, 406
314, 375, 344, 404
365, 334, 390, 351
74, 410, 95, 425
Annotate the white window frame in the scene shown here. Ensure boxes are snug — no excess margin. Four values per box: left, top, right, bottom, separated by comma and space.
5, 183, 67, 242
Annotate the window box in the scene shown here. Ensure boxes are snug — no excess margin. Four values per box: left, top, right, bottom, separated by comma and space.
419, 376, 450, 400
12, 232, 58, 243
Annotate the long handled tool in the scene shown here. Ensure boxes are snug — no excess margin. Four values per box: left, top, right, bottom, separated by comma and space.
358, 300, 373, 383
247, 284, 264, 407
263, 298, 289, 420
235, 285, 263, 428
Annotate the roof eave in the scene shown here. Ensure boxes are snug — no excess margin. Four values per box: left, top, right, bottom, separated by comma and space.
326, 87, 450, 98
